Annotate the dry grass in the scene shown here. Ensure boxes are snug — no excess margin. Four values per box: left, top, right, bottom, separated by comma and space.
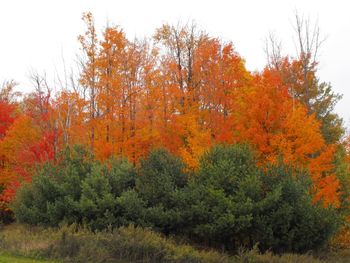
1, 223, 349, 263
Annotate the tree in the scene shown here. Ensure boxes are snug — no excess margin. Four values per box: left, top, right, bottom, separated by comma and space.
0, 80, 21, 103
136, 149, 188, 233
12, 145, 138, 230
79, 12, 99, 150
0, 82, 58, 202
234, 68, 340, 207
265, 13, 344, 144
0, 80, 19, 139
0, 81, 20, 222
154, 22, 206, 107
254, 162, 339, 253
184, 144, 339, 252
0, 101, 16, 140
194, 38, 250, 144
0, 116, 41, 201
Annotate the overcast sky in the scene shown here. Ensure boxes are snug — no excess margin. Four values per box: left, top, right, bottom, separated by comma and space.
0, 0, 349, 126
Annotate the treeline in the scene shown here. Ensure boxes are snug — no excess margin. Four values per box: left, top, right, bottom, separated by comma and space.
0, 12, 348, 210
12, 144, 339, 253
0, 12, 350, 251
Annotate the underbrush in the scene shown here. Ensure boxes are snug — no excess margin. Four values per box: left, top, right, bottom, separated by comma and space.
1, 224, 348, 263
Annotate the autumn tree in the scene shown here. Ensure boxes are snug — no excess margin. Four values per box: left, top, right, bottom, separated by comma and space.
79, 12, 100, 150
0, 74, 58, 202
265, 13, 344, 144
94, 25, 128, 160
94, 24, 163, 163
0, 82, 20, 195
153, 23, 211, 168
0, 102, 16, 140
234, 68, 340, 207
194, 38, 250, 144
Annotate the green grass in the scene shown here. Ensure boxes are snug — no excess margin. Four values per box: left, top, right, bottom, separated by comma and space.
0, 253, 57, 263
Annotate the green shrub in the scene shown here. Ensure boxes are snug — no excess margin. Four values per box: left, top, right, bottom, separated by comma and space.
11, 145, 136, 230
116, 190, 148, 227
137, 148, 187, 206
184, 144, 340, 253
136, 148, 189, 234
333, 145, 350, 216
251, 163, 340, 253
184, 144, 260, 250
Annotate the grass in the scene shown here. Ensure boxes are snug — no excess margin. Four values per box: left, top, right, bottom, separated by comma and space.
0, 253, 57, 263
1, 223, 350, 263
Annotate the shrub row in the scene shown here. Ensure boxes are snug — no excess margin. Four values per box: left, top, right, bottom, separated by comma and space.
11, 144, 340, 253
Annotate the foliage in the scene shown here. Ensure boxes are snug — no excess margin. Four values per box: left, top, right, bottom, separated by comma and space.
234, 69, 341, 207
253, 163, 339, 253
0, 13, 349, 258
11, 145, 136, 230
184, 145, 340, 253
183, 144, 258, 249
333, 145, 350, 215
136, 148, 188, 234
274, 57, 344, 144
0, 14, 346, 211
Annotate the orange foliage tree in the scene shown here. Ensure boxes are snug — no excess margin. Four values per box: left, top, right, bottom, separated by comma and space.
0, 85, 58, 201
0, 14, 344, 209
234, 68, 340, 207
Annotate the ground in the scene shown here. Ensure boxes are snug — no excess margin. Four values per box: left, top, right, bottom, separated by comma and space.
0, 253, 56, 263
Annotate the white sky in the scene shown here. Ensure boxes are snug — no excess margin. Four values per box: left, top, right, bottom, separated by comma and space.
0, 0, 349, 126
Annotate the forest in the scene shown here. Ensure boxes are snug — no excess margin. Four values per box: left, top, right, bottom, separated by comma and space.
0, 12, 350, 263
